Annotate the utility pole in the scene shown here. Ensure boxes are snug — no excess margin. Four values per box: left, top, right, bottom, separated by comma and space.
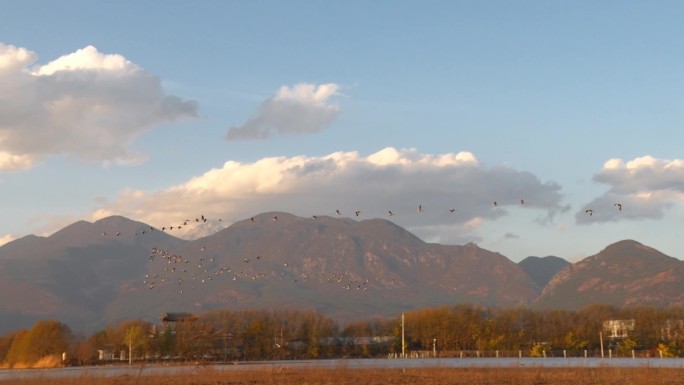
128, 333, 132, 365
401, 313, 405, 358
223, 314, 227, 363
223, 329, 228, 363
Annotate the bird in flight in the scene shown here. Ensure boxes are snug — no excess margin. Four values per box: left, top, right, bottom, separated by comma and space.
614, 203, 622, 211
388, 211, 394, 216
585, 209, 593, 216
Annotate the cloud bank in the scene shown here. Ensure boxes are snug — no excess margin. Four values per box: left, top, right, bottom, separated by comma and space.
226, 83, 340, 140
577, 155, 684, 223
83, 147, 565, 244
0, 43, 198, 171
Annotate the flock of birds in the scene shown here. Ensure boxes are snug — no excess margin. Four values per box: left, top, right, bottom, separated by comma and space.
98, 200, 625, 295
140, 240, 382, 295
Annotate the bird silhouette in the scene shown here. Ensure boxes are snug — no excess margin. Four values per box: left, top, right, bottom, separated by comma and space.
614, 203, 622, 211
585, 209, 593, 216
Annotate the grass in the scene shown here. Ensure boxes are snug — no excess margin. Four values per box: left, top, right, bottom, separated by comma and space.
5, 366, 684, 385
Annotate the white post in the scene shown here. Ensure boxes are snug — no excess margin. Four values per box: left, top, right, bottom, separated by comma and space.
518, 350, 522, 358
599, 332, 604, 358
128, 333, 132, 365
433, 339, 436, 358
401, 313, 405, 358
632, 350, 635, 359
563, 350, 566, 359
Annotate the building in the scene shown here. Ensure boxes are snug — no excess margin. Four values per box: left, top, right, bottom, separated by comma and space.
161, 312, 198, 326
603, 319, 635, 339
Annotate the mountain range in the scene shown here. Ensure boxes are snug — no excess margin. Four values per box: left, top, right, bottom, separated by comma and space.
0, 213, 681, 334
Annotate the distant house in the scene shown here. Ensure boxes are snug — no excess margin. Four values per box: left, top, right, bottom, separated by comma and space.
661, 320, 684, 341
161, 312, 198, 327
603, 319, 635, 339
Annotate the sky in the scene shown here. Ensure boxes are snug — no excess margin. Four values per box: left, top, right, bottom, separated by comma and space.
1, 1, 684, 263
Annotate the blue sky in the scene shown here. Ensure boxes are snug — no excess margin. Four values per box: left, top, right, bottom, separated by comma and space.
1, 1, 684, 262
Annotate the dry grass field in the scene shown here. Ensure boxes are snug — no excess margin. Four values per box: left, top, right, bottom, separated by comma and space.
5, 366, 684, 385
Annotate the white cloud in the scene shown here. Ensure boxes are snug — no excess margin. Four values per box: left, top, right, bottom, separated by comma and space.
577, 155, 684, 223
0, 43, 198, 171
0, 151, 35, 171
226, 83, 340, 140
0, 234, 16, 247
82, 147, 565, 243
33, 45, 134, 76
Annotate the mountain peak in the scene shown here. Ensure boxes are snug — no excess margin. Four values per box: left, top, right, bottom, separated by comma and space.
519, 256, 570, 289
535, 240, 683, 309
601, 239, 656, 254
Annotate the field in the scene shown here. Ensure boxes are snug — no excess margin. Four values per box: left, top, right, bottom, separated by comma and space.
5, 366, 684, 385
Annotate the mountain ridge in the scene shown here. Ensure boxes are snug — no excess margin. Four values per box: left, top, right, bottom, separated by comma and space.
0, 215, 681, 334
535, 239, 684, 309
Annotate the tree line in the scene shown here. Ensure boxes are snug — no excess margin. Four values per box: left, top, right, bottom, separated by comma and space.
3, 304, 684, 367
